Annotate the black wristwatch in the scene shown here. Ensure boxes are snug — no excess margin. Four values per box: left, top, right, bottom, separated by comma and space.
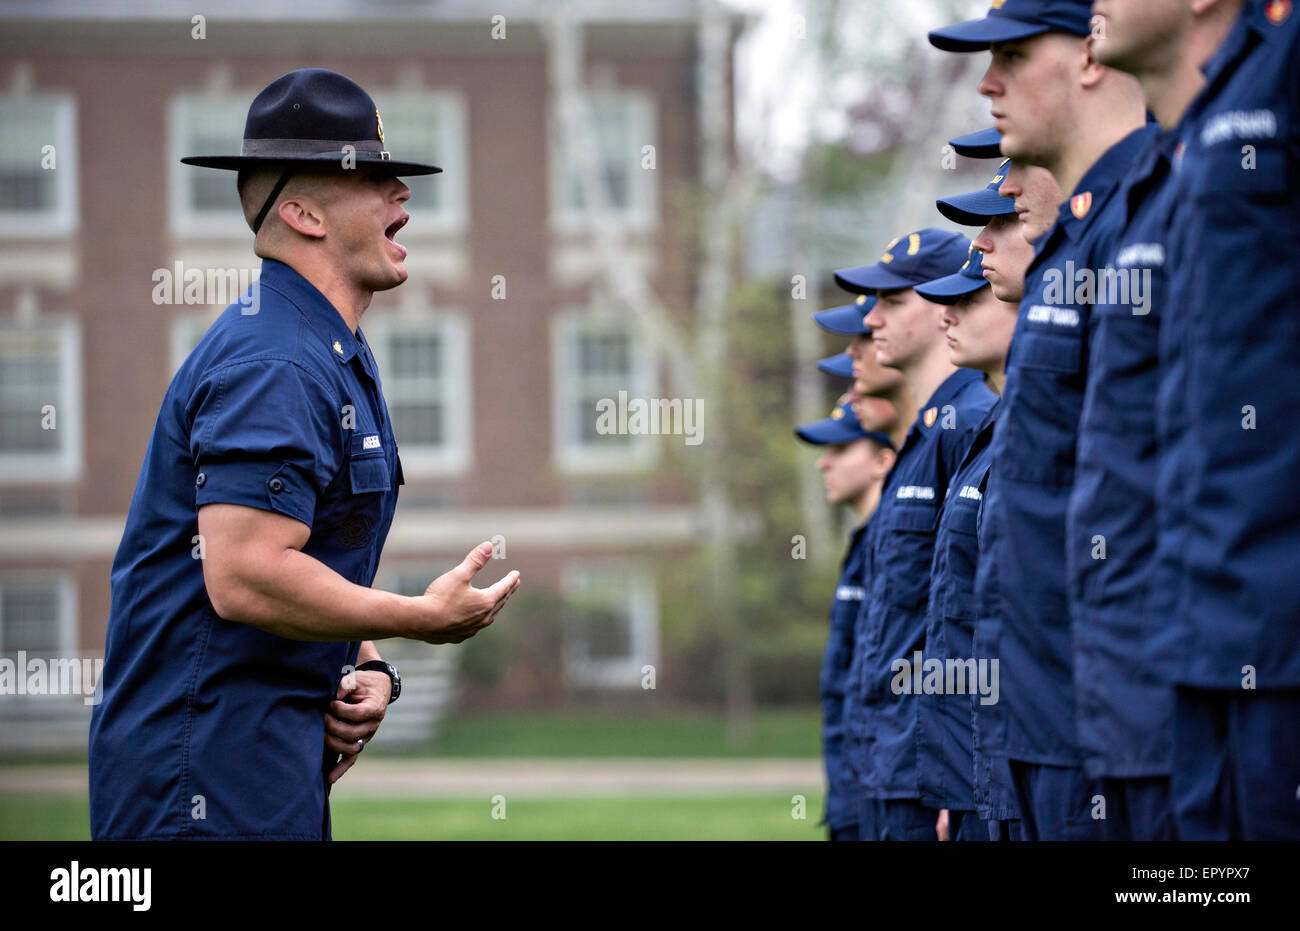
356, 659, 401, 704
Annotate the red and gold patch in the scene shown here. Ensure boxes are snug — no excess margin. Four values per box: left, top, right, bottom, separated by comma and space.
1070, 192, 1092, 220
923, 407, 938, 428
1266, 0, 1291, 25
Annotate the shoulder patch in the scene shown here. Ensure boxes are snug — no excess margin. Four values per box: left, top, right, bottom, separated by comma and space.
923, 407, 938, 428
1266, 0, 1291, 25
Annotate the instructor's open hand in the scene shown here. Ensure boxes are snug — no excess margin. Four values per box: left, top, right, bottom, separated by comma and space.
412, 542, 520, 644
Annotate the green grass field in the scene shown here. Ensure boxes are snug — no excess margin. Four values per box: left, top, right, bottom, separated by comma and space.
0, 793, 828, 841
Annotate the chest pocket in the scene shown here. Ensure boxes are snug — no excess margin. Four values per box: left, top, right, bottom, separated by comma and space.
939, 501, 980, 621
348, 433, 391, 494
1011, 326, 1082, 375
1190, 139, 1287, 201
880, 504, 940, 612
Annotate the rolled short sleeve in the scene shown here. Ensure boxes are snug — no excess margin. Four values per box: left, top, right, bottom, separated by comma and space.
188, 359, 343, 526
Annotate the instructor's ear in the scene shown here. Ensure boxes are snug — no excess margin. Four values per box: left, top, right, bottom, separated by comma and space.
277, 195, 328, 240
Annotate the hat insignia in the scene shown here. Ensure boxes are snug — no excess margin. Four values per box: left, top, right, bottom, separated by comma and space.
1266, 0, 1291, 24
923, 407, 938, 428
376, 109, 385, 144
333, 340, 344, 355
856, 294, 867, 306
831, 406, 845, 420
1070, 192, 1092, 220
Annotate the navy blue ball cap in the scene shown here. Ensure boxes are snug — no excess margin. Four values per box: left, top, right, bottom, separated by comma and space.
949, 127, 1004, 159
795, 398, 894, 448
937, 158, 1016, 226
914, 249, 991, 305
817, 352, 854, 377
928, 0, 1094, 53
181, 68, 442, 176
833, 229, 972, 293
812, 294, 876, 335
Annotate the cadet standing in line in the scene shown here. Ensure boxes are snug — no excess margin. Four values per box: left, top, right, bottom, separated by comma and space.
1094, 0, 1300, 840
929, 0, 1156, 839
797, 393, 896, 842
839, 230, 996, 840
952, 155, 1061, 841
912, 248, 1020, 842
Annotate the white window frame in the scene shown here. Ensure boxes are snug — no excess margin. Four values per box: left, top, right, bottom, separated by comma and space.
0, 92, 78, 238
369, 90, 468, 237
365, 313, 472, 477
0, 571, 77, 655
169, 308, 222, 376
549, 89, 657, 234
562, 561, 659, 690
551, 308, 659, 475
0, 317, 82, 484
167, 93, 251, 238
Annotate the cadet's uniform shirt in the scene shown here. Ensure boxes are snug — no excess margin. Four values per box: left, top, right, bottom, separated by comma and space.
971, 442, 1018, 823
1151, 0, 1300, 690
985, 124, 1159, 767
1066, 130, 1179, 780
821, 520, 870, 831
850, 369, 996, 799
89, 259, 404, 840
918, 397, 1000, 811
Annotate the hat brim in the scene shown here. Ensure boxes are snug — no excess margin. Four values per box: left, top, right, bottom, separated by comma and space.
834, 264, 921, 293
812, 300, 875, 335
936, 188, 1016, 227
928, 16, 1049, 53
794, 418, 870, 446
948, 127, 1004, 159
181, 153, 443, 176
914, 271, 989, 305
816, 353, 855, 377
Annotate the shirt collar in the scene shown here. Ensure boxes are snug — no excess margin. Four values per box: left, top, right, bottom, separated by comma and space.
257, 258, 361, 364
1052, 124, 1161, 244
1200, 1, 1270, 91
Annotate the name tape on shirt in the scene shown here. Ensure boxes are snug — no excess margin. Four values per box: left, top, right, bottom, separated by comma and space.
362, 435, 382, 451
836, 585, 865, 602
1115, 243, 1166, 269
1026, 305, 1081, 328
958, 485, 982, 501
896, 485, 936, 501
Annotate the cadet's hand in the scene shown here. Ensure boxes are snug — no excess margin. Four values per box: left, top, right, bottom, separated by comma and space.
411, 542, 520, 644
324, 669, 389, 784
936, 808, 950, 842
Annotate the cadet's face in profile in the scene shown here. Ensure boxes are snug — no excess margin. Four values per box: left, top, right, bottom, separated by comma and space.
1091, 0, 1188, 75
996, 161, 1064, 244
939, 286, 1017, 374
323, 169, 412, 293
979, 33, 1082, 167
847, 334, 906, 396
972, 213, 1036, 303
863, 288, 945, 371
817, 439, 879, 505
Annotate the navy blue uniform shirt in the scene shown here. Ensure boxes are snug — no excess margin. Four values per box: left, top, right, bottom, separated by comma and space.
1067, 130, 1179, 780
918, 398, 1001, 811
849, 368, 996, 798
821, 520, 870, 831
89, 259, 404, 839
985, 124, 1158, 767
1151, 0, 1300, 690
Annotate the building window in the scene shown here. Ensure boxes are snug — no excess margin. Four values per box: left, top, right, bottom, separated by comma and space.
369, 91, 467, 236
366, 314, 472, 476
551, 310, 658, 473
0, 319, 81, 483
0, 94, 78, 237
169, 310, 220, 375
550, 90, 657, 233
562, 562, 658, 690
0, 574, 76, 654
168, 95, 249, 237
